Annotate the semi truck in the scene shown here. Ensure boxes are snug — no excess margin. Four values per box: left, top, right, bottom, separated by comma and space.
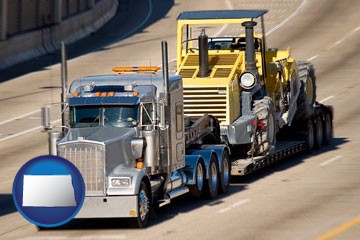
42, 10, 333, 228
44, 42, 232, 228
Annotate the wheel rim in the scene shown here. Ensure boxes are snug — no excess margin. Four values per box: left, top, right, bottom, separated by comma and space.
196, 163, 204, 191
210, 162, 218, 192
308, 121, 314, 149
306, 76, 314, 104
139, 189, 149, 221
222, 156, 230, 187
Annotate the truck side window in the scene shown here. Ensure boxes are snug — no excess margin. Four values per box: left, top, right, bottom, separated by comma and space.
141, 103, 153, 125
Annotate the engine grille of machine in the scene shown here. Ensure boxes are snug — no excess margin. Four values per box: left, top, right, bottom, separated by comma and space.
183, 87, 227, 123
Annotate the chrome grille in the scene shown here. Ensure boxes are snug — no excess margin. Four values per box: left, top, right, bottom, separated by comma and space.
58, 142, 105, 196
183, 87, 227, 123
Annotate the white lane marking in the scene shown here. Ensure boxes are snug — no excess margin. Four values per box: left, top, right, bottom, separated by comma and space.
319, 156, 342, 167
319, 96, 334, 103
328, 26, 360, 50
0, 119, 60, 142
266, 0, 308, 36
217, 198, 250, 214
307, 55, 318, 61
0, 109, 40, 125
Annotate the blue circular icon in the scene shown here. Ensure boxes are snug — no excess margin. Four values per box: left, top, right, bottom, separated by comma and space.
12, 155, 85, 228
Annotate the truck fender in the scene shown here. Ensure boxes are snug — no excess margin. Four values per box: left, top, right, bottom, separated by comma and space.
200, 145, 230, 173
187, 149, 218, 179
184, 155, 204, 185
107, 167, 149, 196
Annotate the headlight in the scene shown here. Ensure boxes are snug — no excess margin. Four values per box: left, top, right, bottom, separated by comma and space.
110, 177, 131, 187
240, 72, 256, 89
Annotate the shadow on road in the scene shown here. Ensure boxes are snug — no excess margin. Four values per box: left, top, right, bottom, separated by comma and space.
0, 0, 174, 83
0, 194, 17, 217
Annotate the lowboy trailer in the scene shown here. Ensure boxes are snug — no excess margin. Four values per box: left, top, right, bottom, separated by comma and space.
41, 10, 333, 228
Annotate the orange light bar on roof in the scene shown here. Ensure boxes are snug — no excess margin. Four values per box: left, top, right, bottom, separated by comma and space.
112, 66, 160, 73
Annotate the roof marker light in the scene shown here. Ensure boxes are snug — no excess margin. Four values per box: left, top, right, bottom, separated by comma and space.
112, 66, 160, 73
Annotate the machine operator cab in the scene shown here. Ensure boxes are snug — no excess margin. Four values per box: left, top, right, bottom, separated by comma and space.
208, 35, 262, 51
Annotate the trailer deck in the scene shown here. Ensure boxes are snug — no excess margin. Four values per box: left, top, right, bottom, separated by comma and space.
231, 141, 307, 176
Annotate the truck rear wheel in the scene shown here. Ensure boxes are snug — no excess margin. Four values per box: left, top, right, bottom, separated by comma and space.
314, 116, 323, 149
189, 159, 205, 198
219, 150, 230, 194
204, 154, 219, 199
323, 113, 333, 145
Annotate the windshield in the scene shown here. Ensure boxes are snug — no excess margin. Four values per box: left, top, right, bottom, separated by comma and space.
70, 105, 139, 128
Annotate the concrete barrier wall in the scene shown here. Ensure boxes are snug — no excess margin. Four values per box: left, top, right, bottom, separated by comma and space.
0, 0, 118, 71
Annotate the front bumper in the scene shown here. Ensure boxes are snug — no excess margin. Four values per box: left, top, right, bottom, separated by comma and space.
75, 195, 138, 218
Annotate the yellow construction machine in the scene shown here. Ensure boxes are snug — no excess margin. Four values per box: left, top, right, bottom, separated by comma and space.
176, 10, 316, 157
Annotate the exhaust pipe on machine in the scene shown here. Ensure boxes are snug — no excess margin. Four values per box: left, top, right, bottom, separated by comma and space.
242, 21, 257, 71
198, 29, 209, 77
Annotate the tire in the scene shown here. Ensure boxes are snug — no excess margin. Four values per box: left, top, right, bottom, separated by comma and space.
253, 96, 277, 156
296, 62, 316, 119
189, 159, 206, 198
204, 154, 219, 199
130, 181, 150, 228
323, 113, 333, 145
314, 116, 323, 149
219, 150, 231, 194
306, 119, 315, 152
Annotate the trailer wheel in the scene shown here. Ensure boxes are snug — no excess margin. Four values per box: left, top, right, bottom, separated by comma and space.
189, 159, 205, 198
306, 119, 315, 152
314, 116, 323, 149
130, 181, 150, 228
323, 113, 333, 145
219, 150, 230, 194
204, 154, 219, 199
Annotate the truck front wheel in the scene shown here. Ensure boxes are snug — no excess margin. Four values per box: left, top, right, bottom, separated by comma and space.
130, 181, 150, 228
